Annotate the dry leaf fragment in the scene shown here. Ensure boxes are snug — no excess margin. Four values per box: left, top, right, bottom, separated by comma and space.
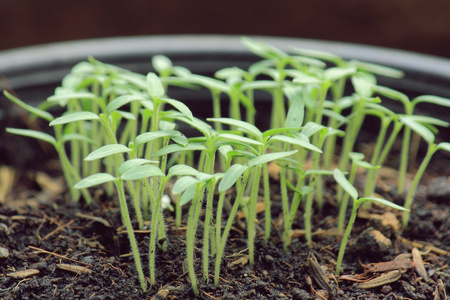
228, 255, 249, 267
357, 270, 402, 289
307, 252, 334, 292
57, 263, 92, 275
365, 258, 415, 273
7, 269, 40, 279
75, 212, 112, 227
433, 279, 447, 300
412, 247, 429, 280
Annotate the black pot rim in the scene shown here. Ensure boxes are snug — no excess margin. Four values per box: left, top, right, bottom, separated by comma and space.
1, 34, 450, 78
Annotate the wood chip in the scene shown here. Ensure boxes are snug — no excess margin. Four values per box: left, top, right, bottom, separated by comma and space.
412, 247, 429, 280
57, 263, 93, 275
7, 269, 40, 279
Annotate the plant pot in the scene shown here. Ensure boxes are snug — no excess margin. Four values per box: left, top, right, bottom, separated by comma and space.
1, 35, 449, 299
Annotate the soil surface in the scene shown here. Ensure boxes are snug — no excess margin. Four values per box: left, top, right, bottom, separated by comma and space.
1, 119, 449, 299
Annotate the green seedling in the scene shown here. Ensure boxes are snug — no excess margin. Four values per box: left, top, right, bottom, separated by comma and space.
74, 158, 164, 291
399, 116, 450, 228
333, 168, 408, 275
5, 37, 450, 296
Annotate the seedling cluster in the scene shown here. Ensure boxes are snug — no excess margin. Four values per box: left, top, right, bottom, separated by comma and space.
5, 37, 450, 294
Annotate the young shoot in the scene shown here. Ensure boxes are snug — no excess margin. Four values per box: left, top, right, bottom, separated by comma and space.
333, 168, 408, 275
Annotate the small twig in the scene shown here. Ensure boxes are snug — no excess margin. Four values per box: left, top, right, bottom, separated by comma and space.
28, 245, 93, 267
42, 219, 75, 241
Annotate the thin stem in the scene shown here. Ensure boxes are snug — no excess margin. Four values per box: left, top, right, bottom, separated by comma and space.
115, 180, 146, 291
335, 200, 359, 275
247, 166, 262, 265
149, 177, 167, 286
262, 164, 271, 242
402, 143, 436, 229
214, 170, 249, 286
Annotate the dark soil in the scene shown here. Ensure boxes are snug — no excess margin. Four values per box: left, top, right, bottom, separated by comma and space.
1, 117, 449, 299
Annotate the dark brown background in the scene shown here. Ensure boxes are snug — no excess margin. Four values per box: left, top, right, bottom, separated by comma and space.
1, 1, 449, 58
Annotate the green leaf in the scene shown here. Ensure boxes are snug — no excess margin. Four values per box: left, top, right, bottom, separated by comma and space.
118, 159, 158, 176
85, 144, 131, 161
405, 115, 449, 128
293, 73, 323, 85
333, 168, 358, 201
373, 85, 409, 106
300, 122, 324, 138
225, 149, 257, 160
291, 55, 327, 68
6, 128, 56, 145
135, 130, 178, 148
61, 133, 97, 145
179, 184, 198, 206
350, 60, 404, 78
117, 73, 147, 89
289, 47, 343, 65
351, 75, 373, 98
215, 67, 246, 80
248, 150, 297, 169
106, 95, 149, 115
358, 197, 408, 211
47, 92, 97, 103
324, 67, 356, 82
218, 164, 247, 192
218, 145, 233, 159
240, 81, 280, 91
160, 97, 194, 120
147, 72, 165, 98
121, 165, 164, 180
207, 117, 262, 138
304, 169, 335, 176
271, 134, 322, 153
49, 111, 100, 126
217, 133, 263, 146
4, 90, 54, 122
168, 164, 199, 177
400, 116, 435, 144
413, 95, 450, 107
437, 142, 450, 152
172, 176, 199, 195
185, 74, 229, 93
152, 55, 173, 74
153, 143, 206, 157
74, 173, 116, 189
111, 110, 135, 121
349, 152, 365, 162
241, 37, 287, 61
284, 86, 305, 128
355, 160, 379, 170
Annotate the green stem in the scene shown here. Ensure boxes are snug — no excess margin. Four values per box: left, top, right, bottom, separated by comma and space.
335, 200, 359, 275
203, 180, 215, 282
402, 143, 436, 229
149, 177, 168, 286
247, 166, 262, 265
115, 179, 146, 291
186, 184, 205, 296
214, 171, 249, 286
262, 164, 271, 242
338, 163, 358, 232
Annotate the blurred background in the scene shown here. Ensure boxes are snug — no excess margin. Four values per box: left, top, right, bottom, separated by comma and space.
1, 0, 450, 58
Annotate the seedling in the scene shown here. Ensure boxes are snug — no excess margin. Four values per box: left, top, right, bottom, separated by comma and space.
4, 37, 450, 296
333, 168, 408, 275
